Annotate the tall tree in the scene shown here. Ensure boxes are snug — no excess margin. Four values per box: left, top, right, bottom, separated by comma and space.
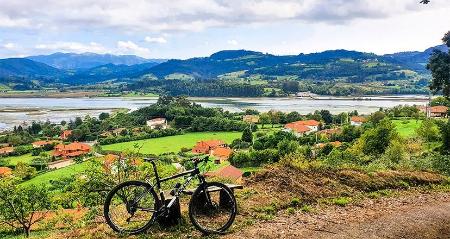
241, 127, 253, 143
427, 31, 450, 98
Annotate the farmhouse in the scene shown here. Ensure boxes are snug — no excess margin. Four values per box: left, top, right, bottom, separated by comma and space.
243, 115, 260, 123
205, 165, 243, 183
192, 140, 226, 154
430, 106, 448, 118
284, 120, 320, 137
210, 147, 233, 164
146, 118, 168, 129
53, 142, 91, 159
0, 146, 14, 156
350, 116, 366, 126
61, 130, 73, 140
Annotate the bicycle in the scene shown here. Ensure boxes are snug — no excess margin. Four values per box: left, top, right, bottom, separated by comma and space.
103, 156, 237, 235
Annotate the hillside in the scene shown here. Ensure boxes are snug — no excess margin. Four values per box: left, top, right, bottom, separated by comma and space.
27, 52, 165, 70
0, 45, 447, 95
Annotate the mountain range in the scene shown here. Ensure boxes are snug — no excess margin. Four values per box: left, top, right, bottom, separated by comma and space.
0, 45, 447, 91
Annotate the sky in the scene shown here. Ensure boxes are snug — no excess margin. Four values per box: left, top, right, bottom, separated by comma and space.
0, 0, 449, 59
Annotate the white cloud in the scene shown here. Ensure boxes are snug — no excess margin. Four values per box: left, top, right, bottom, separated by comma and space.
0, 0, 447, 32
2, 43, 16, 49
145, 36, 167, 44
227, 39, 238, 46
116, 41, 151, 57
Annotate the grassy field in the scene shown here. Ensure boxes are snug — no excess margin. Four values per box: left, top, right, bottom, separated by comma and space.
393, 119, 422, 138
21, 162, 90, 186
2, 153, 35, 166
102, 131, 242, 155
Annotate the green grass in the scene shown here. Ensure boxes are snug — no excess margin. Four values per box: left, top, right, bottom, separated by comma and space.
102, 131, 242, 155
393, 119, 422, 138
2, 153, 35, 166
21, 162, 90, 186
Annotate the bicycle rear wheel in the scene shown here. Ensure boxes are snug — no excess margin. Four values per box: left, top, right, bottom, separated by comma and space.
188, 182, 237, 234
104, 181, 160, 234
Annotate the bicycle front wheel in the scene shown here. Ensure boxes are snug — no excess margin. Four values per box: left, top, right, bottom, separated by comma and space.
188, 182, 237, 234
104, 181, 160, 234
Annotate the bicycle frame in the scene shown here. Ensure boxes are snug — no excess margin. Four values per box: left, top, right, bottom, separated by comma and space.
147, 159, 206, 210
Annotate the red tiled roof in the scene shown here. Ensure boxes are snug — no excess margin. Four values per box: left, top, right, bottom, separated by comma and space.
285, 123, 311, 133
351, 116, 366, 123
205, 165, 243, 181
203, 140, 225, 147
431, 106, 448, 113
212, 147, 232, 158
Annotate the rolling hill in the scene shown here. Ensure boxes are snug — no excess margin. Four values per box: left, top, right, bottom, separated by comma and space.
27, 52, 166, 70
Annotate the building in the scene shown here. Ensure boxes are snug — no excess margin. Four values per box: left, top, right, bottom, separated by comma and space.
61, 130, 73, 140
284, 120, 320, 137
243, 115, 260, 123
0, 167, 12, 177
112, 128, 127, 136
32, 140, 58, 148
210, 147, 233, 164
192, 140, 226, 154
146, 118, 168, 129
350, 116, 366, 126
0, 146, 14, 156
205, 165, 243, 183
430, 106, 448, 118
318, 128, 342, 137
53, 142, 91, 159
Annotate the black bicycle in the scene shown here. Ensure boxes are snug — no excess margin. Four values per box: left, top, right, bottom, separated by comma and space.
103, 156, 237, 235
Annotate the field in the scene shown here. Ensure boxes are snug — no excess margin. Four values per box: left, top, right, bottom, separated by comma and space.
2, 153, 35, 166
102, 131, 242, 155
21, 161, 90, 186
393, 119, 422, 138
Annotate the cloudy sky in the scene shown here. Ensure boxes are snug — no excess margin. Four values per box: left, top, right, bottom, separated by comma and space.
0, 0, 449, 59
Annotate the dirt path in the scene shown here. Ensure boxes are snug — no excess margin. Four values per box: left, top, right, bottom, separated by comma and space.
227, 191, 450, 239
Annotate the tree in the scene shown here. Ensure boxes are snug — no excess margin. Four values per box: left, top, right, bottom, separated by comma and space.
427, 31, 450, 98
241, 127, 253, 143
361, 118, 398, 156
259, 113, 270, 128
99, 112, 110, 121
0, 179, 52, 237
416, 119, 440, 142
277, 139, 299, 156
369, 111, 386, 124
440, 119, 450, 154
13, 162, 37, 180
320, 110, 333, 125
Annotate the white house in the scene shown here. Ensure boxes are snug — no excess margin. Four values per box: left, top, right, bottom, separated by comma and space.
350, 116, 366, 126
146, 118, 168, 129
284, 120, 320, 137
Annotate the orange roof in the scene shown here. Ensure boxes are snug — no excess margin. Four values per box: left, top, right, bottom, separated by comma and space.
285, 123, 311, 133
0, 167, 12, 176
350, 116, 366, 123
32, 140, 56, 146
316, 141, 342, 148
205, 165, 243, 181
319, 128, 341, 135
431, 106, 448, 113
54, 142, 91, 151
212, 147, 232, 158
0, 147, 14, 154
202, 140, 225, 148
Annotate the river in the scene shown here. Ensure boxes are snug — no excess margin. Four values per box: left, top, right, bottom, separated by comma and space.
0, 95, 428, 131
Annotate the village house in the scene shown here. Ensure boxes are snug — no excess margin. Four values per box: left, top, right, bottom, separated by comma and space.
350, 116, 366, 126
0, 167, 12, 177
205, 165, 243, 183
243, 115, 260, 124
32, 140, 58, 148
284, 120, 320, 137
0, 146, 14, 156
112, 128, 127, 136
146, 118, 168, 129
192, 140, 227, 154
417, 105, 448, 118
61, 130, 73, 140
210, 147, 233, 164
318, 128, 342, 137
53, 142, 91, 159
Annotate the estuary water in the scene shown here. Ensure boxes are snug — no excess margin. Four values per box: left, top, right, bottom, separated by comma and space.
0, 95, 428, 131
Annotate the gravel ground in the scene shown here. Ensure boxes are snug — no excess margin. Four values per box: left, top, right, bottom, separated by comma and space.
227, 191, 450, 239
